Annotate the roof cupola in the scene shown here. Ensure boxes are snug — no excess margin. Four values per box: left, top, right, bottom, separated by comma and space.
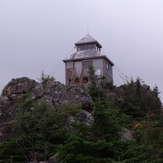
75, 34, 102, 52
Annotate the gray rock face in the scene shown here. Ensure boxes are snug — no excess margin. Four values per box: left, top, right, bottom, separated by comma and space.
48, 154, 59, 163
1, 77, 37, 98
121, 128, 133, 140
43, 80, 92, 110
0, 94, 15, 142
0, 77, 92, 142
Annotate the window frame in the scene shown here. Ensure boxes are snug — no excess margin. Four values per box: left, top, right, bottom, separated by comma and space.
106, 63, 110, 70
83, 60, 93, 68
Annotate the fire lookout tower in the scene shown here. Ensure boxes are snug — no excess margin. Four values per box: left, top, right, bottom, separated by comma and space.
63, 34, 114, 86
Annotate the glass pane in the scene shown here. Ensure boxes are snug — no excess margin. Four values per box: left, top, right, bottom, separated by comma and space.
106, 63, 110, 70
78, 45, 85, 51
87, 44, 95, 49
66, 62, 73, 68
83, 61, 92, 67
95, 69, 101, 75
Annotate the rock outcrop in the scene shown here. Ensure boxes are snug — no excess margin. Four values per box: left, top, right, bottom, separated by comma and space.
48, 154, 59, 163
1, 77, 92, 109
2, 77, 37, 98
0, 77, 92, 142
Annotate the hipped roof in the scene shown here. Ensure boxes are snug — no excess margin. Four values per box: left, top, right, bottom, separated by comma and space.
75, 34, 102, 48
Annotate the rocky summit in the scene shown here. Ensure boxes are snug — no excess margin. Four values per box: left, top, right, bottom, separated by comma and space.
0, 77, 92, 142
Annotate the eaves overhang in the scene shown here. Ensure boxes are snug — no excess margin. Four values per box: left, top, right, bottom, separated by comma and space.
75, 41, 102, 48
63, 55, 114, 66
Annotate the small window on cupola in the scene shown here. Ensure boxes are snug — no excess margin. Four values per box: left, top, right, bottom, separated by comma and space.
87, 44, 95, 50
77, 45, 85, 51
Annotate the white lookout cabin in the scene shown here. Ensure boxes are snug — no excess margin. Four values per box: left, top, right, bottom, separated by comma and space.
63, 34, 114, 86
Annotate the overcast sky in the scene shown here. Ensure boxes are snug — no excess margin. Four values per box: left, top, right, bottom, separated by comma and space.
0, 0, 163, 101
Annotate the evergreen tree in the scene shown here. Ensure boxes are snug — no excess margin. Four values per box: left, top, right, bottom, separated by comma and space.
58, 98, 126, 163
0, 94, 80, 162
87, 65, 106, 100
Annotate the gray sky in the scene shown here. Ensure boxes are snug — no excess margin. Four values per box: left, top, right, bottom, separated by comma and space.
1, 0, 163, 101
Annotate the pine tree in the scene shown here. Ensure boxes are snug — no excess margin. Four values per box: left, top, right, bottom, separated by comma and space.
58, 97, 126, 163
1, 96, 69, 162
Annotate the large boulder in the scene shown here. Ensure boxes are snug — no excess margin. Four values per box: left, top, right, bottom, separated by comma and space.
43, 80, 92, 110
1, 77, 37, 98
0, 77, 92, 142
1, 77, 92, 110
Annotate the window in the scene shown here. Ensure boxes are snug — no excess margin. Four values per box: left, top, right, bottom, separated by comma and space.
77, 45, 85, 51
66, 62, 73, 68
77, 44, 96, 51
106, 63, 109, 70
95, 69, 101, 75
83, 61, 92, 67
87, 44, 95, 50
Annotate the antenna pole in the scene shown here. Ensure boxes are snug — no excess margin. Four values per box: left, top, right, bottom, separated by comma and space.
87, 27, 89, 34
